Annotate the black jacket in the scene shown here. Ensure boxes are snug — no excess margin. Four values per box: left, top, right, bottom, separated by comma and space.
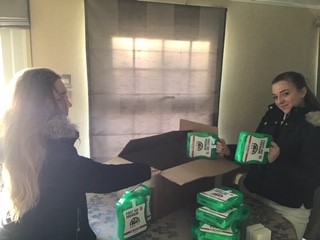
242, 104, 320, 209
1, 116, 151, 240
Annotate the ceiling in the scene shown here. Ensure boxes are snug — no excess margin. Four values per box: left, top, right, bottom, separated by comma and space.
231, 0, 320, 9
137, 0, 320, 9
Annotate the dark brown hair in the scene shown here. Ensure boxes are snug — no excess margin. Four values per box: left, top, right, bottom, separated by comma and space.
272, 71, 320, 111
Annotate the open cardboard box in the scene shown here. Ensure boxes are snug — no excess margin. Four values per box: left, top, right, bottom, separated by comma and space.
106, 119, 239, 220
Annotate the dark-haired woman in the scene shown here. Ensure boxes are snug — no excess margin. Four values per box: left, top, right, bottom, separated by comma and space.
217, 71, 320, 239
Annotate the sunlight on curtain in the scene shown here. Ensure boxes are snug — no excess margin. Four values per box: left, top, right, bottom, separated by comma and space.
109, 37, 212, 142
85, 0, 226, 162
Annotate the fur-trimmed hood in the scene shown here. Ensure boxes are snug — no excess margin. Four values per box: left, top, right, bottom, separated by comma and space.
43, 115, 79, 140
306, 111, 320, 127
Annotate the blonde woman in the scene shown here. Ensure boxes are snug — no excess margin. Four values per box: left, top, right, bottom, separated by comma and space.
0, 68, 153, 240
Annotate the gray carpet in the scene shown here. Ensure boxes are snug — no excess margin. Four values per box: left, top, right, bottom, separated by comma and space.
87, 192, 194, 240
87, 192, 297, 240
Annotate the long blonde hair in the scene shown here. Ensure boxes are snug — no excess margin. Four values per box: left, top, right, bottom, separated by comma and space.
1, 68, 61, 222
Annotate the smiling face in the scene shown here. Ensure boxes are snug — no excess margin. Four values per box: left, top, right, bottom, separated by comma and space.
272, 80, 307, 114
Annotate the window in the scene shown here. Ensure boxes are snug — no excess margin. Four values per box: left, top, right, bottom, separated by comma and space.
110, 37, 212, 130
85, 0, 226, 162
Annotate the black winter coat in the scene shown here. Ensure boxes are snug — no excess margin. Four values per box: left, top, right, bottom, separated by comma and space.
242, 104, 320, 209
1, 116, 151, 240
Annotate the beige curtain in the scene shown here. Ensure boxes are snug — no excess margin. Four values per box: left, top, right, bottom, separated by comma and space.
85, 0, 226, 162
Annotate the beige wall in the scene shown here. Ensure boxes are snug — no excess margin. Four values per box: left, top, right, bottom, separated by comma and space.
29, 0, 89, 156
219, 2, 320, 143
28, 0, 320, 157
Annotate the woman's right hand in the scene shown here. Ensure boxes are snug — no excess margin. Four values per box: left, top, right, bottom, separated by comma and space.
216, 138, 231, 157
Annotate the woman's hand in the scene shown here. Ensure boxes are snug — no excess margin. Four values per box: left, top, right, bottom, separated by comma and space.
216, 139, 231, 157
268, 141, 280, 163
151, 167, 161, 177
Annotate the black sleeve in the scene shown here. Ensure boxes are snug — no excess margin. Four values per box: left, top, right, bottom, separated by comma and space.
79, 157, 151, 193
79, 156, 151, 193
303, 186, 320, 239
300, 127, 320, 197
55, 144, 151, 194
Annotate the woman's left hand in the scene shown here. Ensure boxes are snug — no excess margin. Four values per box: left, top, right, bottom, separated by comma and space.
268, 141, 280, 163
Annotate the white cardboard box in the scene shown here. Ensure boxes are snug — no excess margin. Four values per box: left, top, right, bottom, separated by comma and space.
246, 223, 272, 240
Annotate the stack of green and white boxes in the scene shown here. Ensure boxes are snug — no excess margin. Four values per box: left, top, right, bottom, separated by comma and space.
192, 186, 250, 240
